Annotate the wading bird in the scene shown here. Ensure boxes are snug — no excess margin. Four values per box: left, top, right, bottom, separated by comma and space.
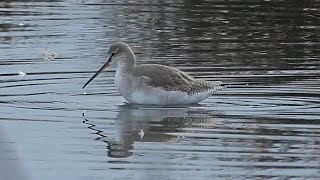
83, 42, 222, 105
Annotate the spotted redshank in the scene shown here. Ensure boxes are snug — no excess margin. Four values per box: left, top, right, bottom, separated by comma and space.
83, 42, 222, 105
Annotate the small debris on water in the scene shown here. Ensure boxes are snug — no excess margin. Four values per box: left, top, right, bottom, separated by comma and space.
138, 129, 144, 138
82, 92, 87, 95
18, 71, 27, 76
42, 49, 57, 61
18, 22, 25, 27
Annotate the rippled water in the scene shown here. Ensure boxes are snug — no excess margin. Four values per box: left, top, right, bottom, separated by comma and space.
1, 1, 320, 180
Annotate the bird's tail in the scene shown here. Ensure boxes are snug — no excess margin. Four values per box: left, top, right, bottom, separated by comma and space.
208, 81, 224, 91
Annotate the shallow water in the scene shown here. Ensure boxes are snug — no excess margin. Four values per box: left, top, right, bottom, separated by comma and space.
1, 0, 320, 180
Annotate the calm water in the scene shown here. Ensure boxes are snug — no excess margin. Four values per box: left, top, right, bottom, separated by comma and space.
1, 0, 320, 180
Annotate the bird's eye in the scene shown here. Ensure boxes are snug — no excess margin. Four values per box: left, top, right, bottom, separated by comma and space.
111, 52, 116, 56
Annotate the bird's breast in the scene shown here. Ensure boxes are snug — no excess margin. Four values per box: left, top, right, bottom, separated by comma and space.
115, 70, 136, 98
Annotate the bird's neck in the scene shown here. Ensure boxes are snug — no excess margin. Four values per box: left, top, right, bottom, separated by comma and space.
116, 52, 136, 74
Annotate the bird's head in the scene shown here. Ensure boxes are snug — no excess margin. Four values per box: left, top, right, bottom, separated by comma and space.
82, 42, 134, 89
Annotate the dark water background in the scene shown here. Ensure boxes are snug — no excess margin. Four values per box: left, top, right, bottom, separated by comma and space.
0, 0, 320, 179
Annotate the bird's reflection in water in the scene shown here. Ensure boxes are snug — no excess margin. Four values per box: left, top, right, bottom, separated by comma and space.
83, 104, 220, 158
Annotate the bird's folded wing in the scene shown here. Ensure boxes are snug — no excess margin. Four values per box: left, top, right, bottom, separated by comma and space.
133, 64, 195, 92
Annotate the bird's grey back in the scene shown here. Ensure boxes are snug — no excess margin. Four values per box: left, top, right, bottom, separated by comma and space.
133, 64, 221, 94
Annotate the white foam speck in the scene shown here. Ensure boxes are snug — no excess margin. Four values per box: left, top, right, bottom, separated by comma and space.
18, 71, 27, 76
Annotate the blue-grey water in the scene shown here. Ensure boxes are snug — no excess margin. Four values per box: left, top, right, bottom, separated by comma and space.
1, 1, 320, 180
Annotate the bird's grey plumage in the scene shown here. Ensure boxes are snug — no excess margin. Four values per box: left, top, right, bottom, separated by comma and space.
133, 64, 222, 95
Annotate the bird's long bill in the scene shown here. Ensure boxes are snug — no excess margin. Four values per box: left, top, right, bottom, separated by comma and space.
82, 56, 112, 89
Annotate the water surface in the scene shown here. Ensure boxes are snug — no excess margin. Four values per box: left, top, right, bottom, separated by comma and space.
0, 0, 320, 180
